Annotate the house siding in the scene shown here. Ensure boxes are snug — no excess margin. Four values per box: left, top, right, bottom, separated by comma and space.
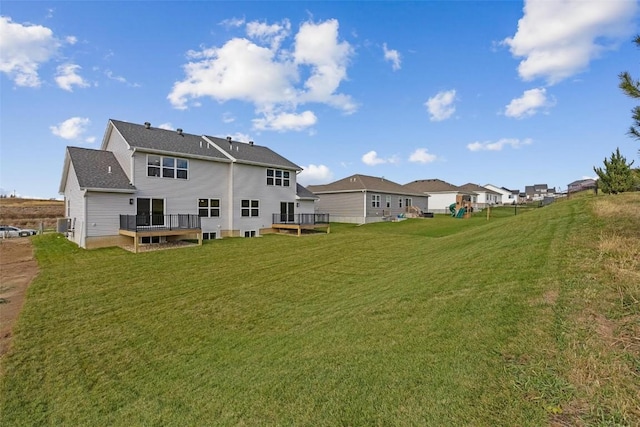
63, 162, 86, 248
86, 192, 134, 237
103, 127, 134, 180
428, 193, 458, 214
231, 163, 298, 235
314, 192, 365, 223
132, 152, 230, 234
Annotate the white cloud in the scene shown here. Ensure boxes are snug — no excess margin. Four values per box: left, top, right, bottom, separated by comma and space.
104, 69, 140, 87
425, 89, 456, 121
219, 17, 245, 29
298, 164, 333, 185
158, 123, 174, 130
362, 150, 400, 166
55, 63, 89, 91
65, 35, 77, 45
246, 19, 290, 50
50, 117, 93, 142
504, 87, 555, 118
168, 18, 356, 132
503, 0, 638, 84
382, 43, 401, 71
467, 138, 533, 152
252, 110, 317, 132
0, 16, 60, 87
409, 148, 437, 164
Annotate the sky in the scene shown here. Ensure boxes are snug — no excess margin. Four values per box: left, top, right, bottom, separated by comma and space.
1, 0, 639, 199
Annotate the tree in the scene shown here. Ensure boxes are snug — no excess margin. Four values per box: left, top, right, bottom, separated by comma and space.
593, 148, 636, 194
619, 35, 640, 145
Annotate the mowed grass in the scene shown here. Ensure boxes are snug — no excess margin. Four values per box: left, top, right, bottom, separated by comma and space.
1, 195, 638, 426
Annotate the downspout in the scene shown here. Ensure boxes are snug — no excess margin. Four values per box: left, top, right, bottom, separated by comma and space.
362, 190, 366, 225
228, 162, 234, 235
82, 189, 88, 248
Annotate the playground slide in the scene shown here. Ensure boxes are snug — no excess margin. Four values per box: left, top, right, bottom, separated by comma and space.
449, 203, 457, 216
455, 207, 466, 218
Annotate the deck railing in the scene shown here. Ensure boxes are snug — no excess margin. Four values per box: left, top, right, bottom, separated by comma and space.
272, 213, 330, 225
119, 214, 201, 232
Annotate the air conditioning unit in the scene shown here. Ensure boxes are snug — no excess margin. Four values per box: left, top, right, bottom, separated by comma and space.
57, 218, 72, 233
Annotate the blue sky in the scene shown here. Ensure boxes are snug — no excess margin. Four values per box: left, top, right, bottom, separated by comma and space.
1, 0, 639, 199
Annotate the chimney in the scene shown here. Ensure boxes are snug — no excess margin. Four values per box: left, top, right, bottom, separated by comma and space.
177, 128, 183, 136
144, 122, 151, 129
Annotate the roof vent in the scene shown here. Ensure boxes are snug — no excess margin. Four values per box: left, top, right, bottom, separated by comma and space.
177, 128, 183, 135
108, 166, 112, 174
144, 122, 151, 129
249, 140, 254, 146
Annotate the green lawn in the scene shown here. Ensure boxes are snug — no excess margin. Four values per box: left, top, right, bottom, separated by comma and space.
1, 194, 638, 426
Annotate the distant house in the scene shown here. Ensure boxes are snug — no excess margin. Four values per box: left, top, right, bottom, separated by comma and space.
307, 174, 429, 224
403, 179, 473, 214
524, 184, 556, 201
568, 178, 596, 193
59, 119, 326, 251
458, 183, 502, 207
484, 184, 521, 205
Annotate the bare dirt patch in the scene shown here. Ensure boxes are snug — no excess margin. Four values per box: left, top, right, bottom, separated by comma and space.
0, 238, 38, 358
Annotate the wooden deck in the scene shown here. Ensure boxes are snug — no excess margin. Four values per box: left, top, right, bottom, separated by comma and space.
271, 222, 330, 236
119, 228, 202, 253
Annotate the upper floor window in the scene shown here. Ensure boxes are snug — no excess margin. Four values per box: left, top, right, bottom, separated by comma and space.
148, 155, 188, 179
266, 169, 290, 187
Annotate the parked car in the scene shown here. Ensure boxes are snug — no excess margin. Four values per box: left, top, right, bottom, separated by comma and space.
0, 225, 38, 237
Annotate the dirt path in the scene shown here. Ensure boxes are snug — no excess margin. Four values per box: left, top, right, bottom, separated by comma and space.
0, 238, 38, 358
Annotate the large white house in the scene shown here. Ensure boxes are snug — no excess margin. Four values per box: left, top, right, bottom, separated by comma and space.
59, 119, 324, 251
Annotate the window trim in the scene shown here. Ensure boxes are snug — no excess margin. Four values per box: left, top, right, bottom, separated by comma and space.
241, 199, 259, 217
198, 198, 220, 217
266, 168, 290, 187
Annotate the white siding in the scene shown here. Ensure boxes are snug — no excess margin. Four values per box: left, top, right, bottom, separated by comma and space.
103, 126, 133, 181
62, 162, 86, 247
232, 163, 298, 234
297, 199, 316, 215
86, 192, 134, 237
132, 152, 230, 234
428, 193, 458, 213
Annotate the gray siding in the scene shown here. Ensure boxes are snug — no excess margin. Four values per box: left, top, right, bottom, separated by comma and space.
314, 192, 365, 223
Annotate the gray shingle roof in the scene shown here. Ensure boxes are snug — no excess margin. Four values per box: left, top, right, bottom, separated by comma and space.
308, 174, 425, 196
67, 147, 135, 192
404, 178, 471, 194
296, 184, 318, 200
109, 119, 300, 170
110, 119, 229, 161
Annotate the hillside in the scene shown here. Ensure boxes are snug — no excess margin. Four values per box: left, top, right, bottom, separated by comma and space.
0, 198, 64, 230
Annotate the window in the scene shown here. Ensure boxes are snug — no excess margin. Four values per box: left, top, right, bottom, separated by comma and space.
147, 155, 188, 179
203, 232, 216, 240
399, 198, 403, 208
198, 199, 220, 217
266, 169, 290, 187
386, 195, 391, 208
241, 199, 259, 217
371, 194, 380, 208
244, 230, 256, 238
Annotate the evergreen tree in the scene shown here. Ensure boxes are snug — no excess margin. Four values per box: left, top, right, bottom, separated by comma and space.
619, 35, 640, 148
593, 148, 636, 194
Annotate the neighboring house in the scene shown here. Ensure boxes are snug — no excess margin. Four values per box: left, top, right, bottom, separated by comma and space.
524, 184, 556, 201
307, 174, 429, 224
459, 183, 502, 208
568, 178, 596, 193
484, 184, 521, 205
59, 119, 324, 251
403, 179, 473, 214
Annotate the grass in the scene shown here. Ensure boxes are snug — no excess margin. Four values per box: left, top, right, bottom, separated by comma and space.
1, 194, 639, 426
